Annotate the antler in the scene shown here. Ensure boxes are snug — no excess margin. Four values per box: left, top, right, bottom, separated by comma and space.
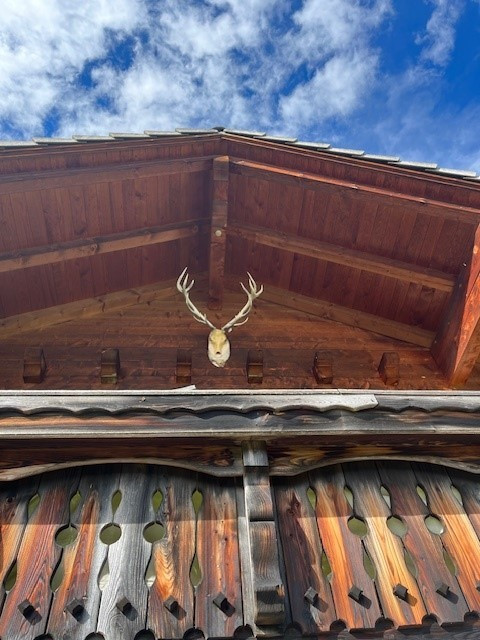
176, 267, 216, 329
222, 272, 263, 332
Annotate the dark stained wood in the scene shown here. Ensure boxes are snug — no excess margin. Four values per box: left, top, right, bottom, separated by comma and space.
313, 351, 334, 384
309, 465, 382, 629
378, 352, 399, 385
227, 221, 455, 292
432, 224, 480, 386
100, 348, 120, 385
376, 462, 469, 624
175, 349, 192, 385
0, 218, 205, 274
22, 347, 46, 383
247, 349, 264, 384
208, 156, 229, 308
147, 469, 196, 638
275, 475, 336, 633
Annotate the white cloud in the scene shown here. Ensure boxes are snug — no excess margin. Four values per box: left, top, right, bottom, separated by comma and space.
416, 0, 464, 66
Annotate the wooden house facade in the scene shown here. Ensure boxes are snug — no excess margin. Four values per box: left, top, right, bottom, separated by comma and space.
1, 130, 480, 639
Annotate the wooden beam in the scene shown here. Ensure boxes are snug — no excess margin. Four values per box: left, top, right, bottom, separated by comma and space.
0, 279, 179, 338
261, 284, 434, 347
227, 222, 455, 292
432, 224, 480, 385
208, 156, 229, 308
230, 158, 480, 225
0, 157, 214, 194
0, 218, 206, 274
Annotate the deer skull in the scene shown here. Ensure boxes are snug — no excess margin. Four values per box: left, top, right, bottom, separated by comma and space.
177, 268, 263, 368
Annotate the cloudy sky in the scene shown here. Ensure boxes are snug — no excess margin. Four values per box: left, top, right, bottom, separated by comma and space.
1, 0, 480, 170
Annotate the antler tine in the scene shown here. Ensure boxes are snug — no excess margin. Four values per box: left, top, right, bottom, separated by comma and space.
176, 268, 216, 329
222, 272, 263, 332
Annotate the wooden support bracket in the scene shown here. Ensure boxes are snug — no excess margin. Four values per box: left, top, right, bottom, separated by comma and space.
100, 348, 120, 385
23, 348, 46, 383
176, 349, 192, 385
378, 351, 399, 385
247, 350, 264, 384
312, 351, 333, 384
241, 441, 285, 632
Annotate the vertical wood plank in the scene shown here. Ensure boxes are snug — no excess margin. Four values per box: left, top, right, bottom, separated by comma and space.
209, 156, 229, 308
310, 465, 382, 630
195, 476, 243, 636
147, 468, 196, 638
413, 463, 480, 611
96, 464, 154, 638
275, 475, 336, 633
47, 466, 120, 640
0, 469, 80, 640
376, 462, 469, 624
343, 462, 427, 627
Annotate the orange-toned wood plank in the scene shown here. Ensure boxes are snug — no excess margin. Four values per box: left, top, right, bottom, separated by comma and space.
309, 465, 382, 630
343, 463, 427, 627
432, 224, 480, 385
413, 463, 480, 611
377, 462, 468, 624
195, 477, 243, 635
147, 469, 196, 638
208, 156, 229, 308
0, 470, 80, 640
275, 476, 336, 633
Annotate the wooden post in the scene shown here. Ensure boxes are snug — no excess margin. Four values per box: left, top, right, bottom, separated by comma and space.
176, 349, 192, 385
241, 441, 285, 633
100, 348, 120, 385
378, 351, 399, 385
312, 351, 333, 384
208, 156, 229, 309
23, 348, 46, 383
246, 350, 264, 384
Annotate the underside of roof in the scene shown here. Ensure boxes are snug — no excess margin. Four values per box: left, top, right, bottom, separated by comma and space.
1, 131, 480, 387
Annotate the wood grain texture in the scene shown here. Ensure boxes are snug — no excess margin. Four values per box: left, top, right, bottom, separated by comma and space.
208, 156, 229, 308
275, 475, 336, 633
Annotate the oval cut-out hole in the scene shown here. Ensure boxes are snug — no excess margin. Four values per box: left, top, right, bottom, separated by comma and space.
306, 487, 316, 510
152, 489, 163, 513
321, 550, 332, 581
363, 549, 376, 580
55, 524, 78, 547
425, 514, 444, 535
387, 516, 407, 537
135, 632, 155, 640
50, 556, 65, 592
380, 485, 391, 508
143, 522, 165, 543
86, 634, 105, 640
69, 491, 82, 516
145, 555, 156, 588
190, 552, 202, 587
343, 486, 354, 509
111, 490, 122, 515
443, 549, 457, 576
347, 516, 367, 537
98, 558, 110, 590
416, 485, 428, 507
451, 485, 463, 507
404, 548, 418, 578
28, 493, 40, 519
100, 523, 122, 545
3, 560, 17, 591
192, 489, 203, 515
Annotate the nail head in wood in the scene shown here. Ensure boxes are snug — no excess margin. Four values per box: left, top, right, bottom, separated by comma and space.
312, 351, 333, 384
164, 595, 179, 614
213, 592, 230, 612
348, 586, 363, 603
378, 351, 399, 385
18, 599, 36, 621
304, 587, 319, 605
116, 596, 133, 615
247, 350, 263, 384
23, 348, 46, 383
176, 349, 192, 384
100, 348, 120, 384
393, 584, 408, 600
436, 583, 450, 598
66, 598, 84, 619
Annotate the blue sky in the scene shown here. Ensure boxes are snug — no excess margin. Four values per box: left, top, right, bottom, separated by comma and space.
1, 0, 480, 170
